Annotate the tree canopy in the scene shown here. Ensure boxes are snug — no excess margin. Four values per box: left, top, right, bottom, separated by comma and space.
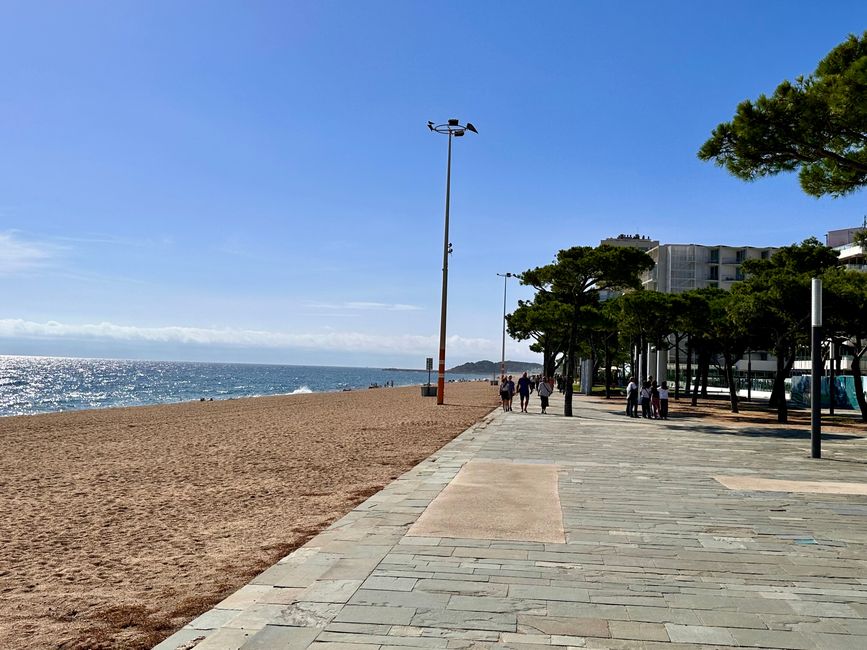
698, 31, 867, 197
520, 245, 654, 415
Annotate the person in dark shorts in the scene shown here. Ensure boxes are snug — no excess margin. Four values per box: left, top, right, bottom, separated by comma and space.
517, 372, 531, 412
498, 375, 510, 412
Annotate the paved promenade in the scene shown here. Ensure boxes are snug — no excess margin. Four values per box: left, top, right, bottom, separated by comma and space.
156, 394, 867, 650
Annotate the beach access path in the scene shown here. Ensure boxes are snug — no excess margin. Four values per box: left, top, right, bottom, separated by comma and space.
156, 392, 867, 650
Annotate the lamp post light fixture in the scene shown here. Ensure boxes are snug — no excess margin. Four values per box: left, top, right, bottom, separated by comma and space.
428, 118, 478, 405
497, 272, 516, 380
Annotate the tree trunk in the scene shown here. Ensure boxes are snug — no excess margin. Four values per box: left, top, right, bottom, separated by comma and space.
769, 349, 785, 409
851, 339, 867, 422
768, 345, 795, 423
564, 306, 578, 417
604, 344, 612, 399
701, 359, 709, 397
724, 352, 739, 413
691, 352, 705, 407
543, 346, 553, 379
685, 336, 692, 398
674, 334, 681, 400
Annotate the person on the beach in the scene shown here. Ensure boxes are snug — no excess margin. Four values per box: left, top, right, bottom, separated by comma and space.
659, 381, 669, 419
517, 372, 531, 413
625, 376, 638, 418
639, 381, 651, 418
498, 375, 510, 412
650, 380, 661, 419
537, 375, 553, 414
507, 375, 516, 411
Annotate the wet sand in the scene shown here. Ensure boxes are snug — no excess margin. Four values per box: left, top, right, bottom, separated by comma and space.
0, 382, 497, 649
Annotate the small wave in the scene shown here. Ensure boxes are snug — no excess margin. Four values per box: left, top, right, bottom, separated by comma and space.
289, 385, 313, 394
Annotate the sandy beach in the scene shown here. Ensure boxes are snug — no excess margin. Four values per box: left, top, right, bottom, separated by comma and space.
0, 382, 498, 650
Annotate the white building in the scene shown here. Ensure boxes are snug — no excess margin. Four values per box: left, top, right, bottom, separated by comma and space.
641, 244, 775, 293
635, 243, 778, 379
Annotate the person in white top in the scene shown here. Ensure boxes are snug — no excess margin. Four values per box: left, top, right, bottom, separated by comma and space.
625, 376, 638, 418
659, 381, 670, 419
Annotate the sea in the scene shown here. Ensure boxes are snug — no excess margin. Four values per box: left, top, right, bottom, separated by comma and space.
0, 355, 492, 417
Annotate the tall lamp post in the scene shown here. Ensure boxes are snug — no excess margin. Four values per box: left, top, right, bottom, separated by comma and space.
428, 118, 478, 405
497, 272, 516, 380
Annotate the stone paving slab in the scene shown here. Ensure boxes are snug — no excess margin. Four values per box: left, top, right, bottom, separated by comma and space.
155, 395, 867, 649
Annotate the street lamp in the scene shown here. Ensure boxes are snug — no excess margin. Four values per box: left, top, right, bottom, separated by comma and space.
428, 118, 478, 405
497, 272, 516, 380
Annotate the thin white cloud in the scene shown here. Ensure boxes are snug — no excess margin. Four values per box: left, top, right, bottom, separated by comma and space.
309, 301, 423, 312
0, 319, 492, 355
0, 232, 56, 274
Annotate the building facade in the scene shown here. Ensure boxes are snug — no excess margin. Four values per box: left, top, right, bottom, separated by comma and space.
640, 244, 776, 293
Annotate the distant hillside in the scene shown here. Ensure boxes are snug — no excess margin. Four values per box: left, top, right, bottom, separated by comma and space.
448, 360, 543, 375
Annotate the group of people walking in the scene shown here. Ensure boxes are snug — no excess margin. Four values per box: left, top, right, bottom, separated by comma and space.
625, 376, 669, 419
498, 372, 554, 414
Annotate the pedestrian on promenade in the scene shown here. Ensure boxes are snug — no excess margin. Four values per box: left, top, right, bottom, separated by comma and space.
640, 381, 652, 418
507, 375, 516, 411
650, 380, 661, 419
517, 372, 531, 413
537, 376, 553, 414
625, 376, 638, 418
659, 381, 669, 419
498, 376, 510, 412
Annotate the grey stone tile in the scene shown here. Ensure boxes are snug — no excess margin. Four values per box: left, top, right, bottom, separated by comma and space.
230, 602, 342, 629
411, 608, 517, 632
362, 576, 419, 591
729, 628, 815, 649
608, 621, 669, 642
185, 607, 242, 630
336, 605, 417, 626
516, 614, 610, 638
239, 625, 321, 649
193, 627, 254, 650
317, 631, 448, 647
301, 580, 364, 604
326, 622, 394, 635
152, 629, 209, 650
447, 596, 546, 614
697, 609, 769, 629
664, 624, 736, 645
416, 579, 508, 597
320, 557, 383, 580
509, 584, 589, 603
350, 588, 450, 610
625, 606, 701, 625
309, 642, 380, 650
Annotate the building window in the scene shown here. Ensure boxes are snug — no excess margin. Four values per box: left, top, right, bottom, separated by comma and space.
736, 249, 746, 263
735, 267, 745, 281
761, 250, 770, 259
709, 248, 720, 263
709, 266, 719, 280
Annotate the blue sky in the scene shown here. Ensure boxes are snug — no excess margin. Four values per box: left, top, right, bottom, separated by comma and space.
1, 1, 866, 367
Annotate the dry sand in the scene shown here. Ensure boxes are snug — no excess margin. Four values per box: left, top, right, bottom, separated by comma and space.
0, 382, 497, 649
